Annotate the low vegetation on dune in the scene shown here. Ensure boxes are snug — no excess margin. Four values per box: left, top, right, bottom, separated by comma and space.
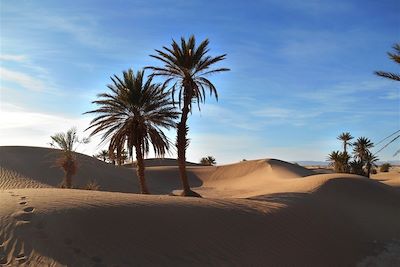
50, 127, 88, 188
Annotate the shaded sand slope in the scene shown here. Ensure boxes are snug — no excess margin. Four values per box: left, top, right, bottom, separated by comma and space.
1, 183, 399, 266
124, 157, 201, 167
0, 146, 205, 193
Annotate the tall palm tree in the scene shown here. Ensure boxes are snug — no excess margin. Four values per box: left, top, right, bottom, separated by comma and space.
147, 35, 229, 197
85, 69, 179, 194
375, 43, 400, 81
50, 127, 88, 188
337, 132, 353, 153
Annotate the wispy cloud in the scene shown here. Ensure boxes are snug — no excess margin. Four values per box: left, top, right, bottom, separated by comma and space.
0, 54, 27, 62
0, 67, 47, 92
380, 90, 400, 100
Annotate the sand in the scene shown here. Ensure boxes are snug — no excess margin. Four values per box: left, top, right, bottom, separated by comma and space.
1, 146, 400, 266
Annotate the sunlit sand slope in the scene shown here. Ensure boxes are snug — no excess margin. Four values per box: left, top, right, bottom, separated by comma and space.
0, 184, 399, 266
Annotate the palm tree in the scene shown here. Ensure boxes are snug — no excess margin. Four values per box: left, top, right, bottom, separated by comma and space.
50, 127, 88, 188
353, 137, 374, 162
364, 151, 379, 178
327, 151, 350, 173
337, 132, 353, 153
147, 35, 229, 197
349, 159, 365, 176
200, 156, 217, 166
95, 150, 109, 162
375, 43, 400, 81
85, 69, 179, 194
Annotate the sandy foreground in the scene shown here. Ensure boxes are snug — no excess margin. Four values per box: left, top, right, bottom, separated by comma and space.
1, 146, 399, 266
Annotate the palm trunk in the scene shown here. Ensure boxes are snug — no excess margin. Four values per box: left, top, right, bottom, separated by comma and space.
65, 171, 72, 188
366, 163, 371, 178
176, 102, 201, 197
135, 142, 149, 194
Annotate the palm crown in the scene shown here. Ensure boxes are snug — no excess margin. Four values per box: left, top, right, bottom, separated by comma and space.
147, 35, 230, 110
85, 69, 179, 157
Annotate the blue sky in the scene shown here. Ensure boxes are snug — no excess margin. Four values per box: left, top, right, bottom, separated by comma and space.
1, 0, 399, 164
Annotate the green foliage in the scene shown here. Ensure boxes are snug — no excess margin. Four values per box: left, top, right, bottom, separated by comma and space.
328, 133, 379, 178
328, 151, 350, 173
200, 156, 216, 166
375, 43, 400, 82
85, 69, 179, 194
380, 163, 392, 172
85, 69, 179, 158
147, 35, 230, 111
50, 127, 88, 188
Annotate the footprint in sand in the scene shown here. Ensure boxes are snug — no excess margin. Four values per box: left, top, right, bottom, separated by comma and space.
14, 206, 35, 223
15, 253, 26, 263
23, 207, 34, 213
0, 256, 7, 265
0, 244, 6, 265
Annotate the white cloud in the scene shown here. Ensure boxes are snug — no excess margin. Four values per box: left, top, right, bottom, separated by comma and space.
0, 104, 102, 156
0, 67, 47, 92
0, 54, 27, 62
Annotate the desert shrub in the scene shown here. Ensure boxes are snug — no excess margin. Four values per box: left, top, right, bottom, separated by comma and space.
370, 168, 377, 174
84, 180, 100, 190
380, 163, 391, 172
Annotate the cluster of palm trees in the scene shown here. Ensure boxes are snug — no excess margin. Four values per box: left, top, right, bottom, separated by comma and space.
200, 156, 217, 166
85, 35, 229, 196
328, 132, 379, 178
94, 149, 128, 165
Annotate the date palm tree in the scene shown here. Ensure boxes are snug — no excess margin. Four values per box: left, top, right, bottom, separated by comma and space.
328, 151, 350, 173
95, 150, 109, 162
85, 69, 179, 194
147, 35, 229, 196
364, 151, 379, 178
200, 156, 217, 166
50, 127, 88, 188
375, 43, 400, 81
337, 132, 353, 153
353, 137, 374, 162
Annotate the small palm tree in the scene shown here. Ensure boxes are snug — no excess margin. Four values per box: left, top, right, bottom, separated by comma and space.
350, 159, 365, 176
95, 150, 109, 162
337, 132, 354, 153
147, 35, 229, 197
328, 151, 350, 173
50, 127, 88, 188
200, 156, 217, 166
85, 69, 179, 194
375, 43, 400, 81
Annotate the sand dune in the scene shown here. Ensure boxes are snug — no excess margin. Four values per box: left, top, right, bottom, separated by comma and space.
1, 146, 400, 266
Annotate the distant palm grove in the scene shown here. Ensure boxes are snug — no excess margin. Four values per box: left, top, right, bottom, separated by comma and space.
85, 35, 229, 196
328, 132, 379, 178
